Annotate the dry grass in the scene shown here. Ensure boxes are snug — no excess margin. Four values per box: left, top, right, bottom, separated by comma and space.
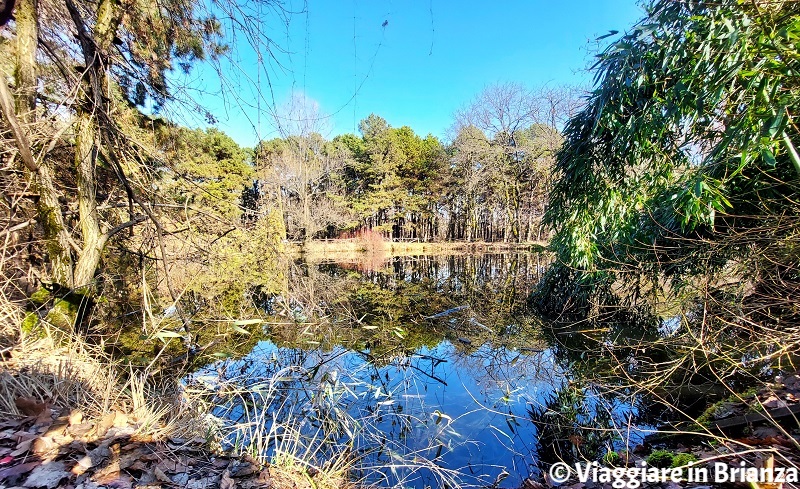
0, 324, 211, 440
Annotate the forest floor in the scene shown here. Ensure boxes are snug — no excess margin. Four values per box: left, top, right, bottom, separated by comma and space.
0, 334, 349, 489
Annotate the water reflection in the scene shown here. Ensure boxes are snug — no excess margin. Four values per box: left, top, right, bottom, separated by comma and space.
185, 253, 641, 488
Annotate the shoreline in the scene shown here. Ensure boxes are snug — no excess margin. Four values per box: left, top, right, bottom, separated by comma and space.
285, 239, 549, 260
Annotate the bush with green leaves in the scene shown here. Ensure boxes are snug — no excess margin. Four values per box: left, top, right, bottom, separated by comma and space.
541, 0, 800, 311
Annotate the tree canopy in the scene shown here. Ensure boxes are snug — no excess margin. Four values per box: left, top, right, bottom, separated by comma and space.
545, 0, 800, 276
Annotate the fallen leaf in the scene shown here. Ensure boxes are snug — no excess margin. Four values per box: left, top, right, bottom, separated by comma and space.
96, 412, 116, 437
119, 447, 148, 470
35, 406, 54, 425
112, 412, 128, 428
94, 460, 121, 485
126, 460, 148, 471
70, 455, 93, 476
153, 466, 171, 483
23, 461, 69, 489
0, 460, 39, 481
87, 442, 112, 466
220, 469, 235, 489
0, 419, 25, 430
10, 438, 33, 457
120, 442, 142, 452
32, 436, 58, 457
172, 473, 190, 486
68, 422, 94, 438
68, 410, 83, 427
187, 476, 219, 489
257, 468, 271, 483
106, 474, 134, 489
230, 463, 256, 477
762, 395, 788, 409
15, 397, 46, 417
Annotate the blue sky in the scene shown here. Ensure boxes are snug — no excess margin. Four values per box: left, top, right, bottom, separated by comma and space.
169, 1, 646, 147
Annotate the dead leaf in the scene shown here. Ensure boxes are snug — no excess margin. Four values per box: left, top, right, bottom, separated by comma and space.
0, 419, 25, 430
230, 463, 256, 477
242, 454, 259, 466
32, 436, 58, 457
68, 410, 83, 427
15, 397, 46, 417
105, 474, 134, 489
112, 412, 128, 428
68, 422, 94, 438
120, 442, 142, 452
10, 438, 33, 457
126, 460, 148, 471
171, 473, 190, 486
87, 442, 112, 466
763, 395, 789, 409
187, 476, 219, 489
257, 468, 271, 484
70, 455, 93, 476
23, 461, 69, 489
96, 412, 116, 437
119, 447, 148, 470
94, 460, 121, 485
212, 458, 230, 468
153, 466, 171, 483
0, 460, 39, 481
34, 407, 54, 426
220, 469, 235, 489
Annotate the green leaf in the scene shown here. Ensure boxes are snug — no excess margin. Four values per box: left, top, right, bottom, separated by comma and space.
233, 318, 263, 326
231, 325, 251, 335
762, 147, 777, 166
153, 330, 183, 341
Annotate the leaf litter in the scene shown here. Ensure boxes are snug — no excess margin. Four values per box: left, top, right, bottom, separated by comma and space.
0, 404, 295, 489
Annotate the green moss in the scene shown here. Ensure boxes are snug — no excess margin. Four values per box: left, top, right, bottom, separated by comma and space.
696, 387, 759, 426
671, 453, 697, 468
671, 453, 698, 478
646, 450, 675, 468
21, 312, 40, 334
45, 299, 78, 331
29, 288, 51, 304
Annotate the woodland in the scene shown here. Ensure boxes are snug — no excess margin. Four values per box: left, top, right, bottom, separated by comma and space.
0, 0, 799, 488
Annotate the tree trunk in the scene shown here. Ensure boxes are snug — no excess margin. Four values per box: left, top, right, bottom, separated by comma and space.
13, 0, 74, 287
14, 0, 37, 118
67, 0, 123, 289
73, 112, 104, 288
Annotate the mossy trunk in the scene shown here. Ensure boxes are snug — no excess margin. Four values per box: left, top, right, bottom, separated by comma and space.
14, 0, 37, 119
69, 0, 123, 291
35, 164, 74, 287
73, 112, 105, 289
13, 0, 75, 287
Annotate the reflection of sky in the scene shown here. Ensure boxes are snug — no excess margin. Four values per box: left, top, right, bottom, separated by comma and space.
206, 339, 564, 488
189, 254, 644, 487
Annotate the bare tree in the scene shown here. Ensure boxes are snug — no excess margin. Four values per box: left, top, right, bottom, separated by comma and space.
256, 94, 350, 242
449, 83, 573, 242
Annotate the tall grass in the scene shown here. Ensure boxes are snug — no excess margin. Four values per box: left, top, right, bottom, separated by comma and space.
183, 346, 472, 488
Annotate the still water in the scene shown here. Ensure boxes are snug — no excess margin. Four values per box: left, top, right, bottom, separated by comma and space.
186, 253, 643, 488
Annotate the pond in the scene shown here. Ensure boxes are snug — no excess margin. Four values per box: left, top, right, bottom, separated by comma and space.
183, 253, 648, 488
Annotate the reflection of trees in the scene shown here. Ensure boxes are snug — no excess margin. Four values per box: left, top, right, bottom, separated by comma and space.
528, 381, 622, 467
265, 253, 551, 360
180, 252, 570, 487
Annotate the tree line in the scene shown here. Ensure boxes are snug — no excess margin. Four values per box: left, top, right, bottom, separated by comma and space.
0, 0, 572, 329
248, 84, 576, 244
